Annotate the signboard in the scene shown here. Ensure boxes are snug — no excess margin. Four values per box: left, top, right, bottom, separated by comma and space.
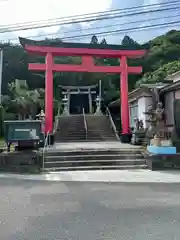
4, 120, 41, 142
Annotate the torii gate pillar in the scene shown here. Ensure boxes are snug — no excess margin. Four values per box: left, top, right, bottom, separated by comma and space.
120, 56, 130, 140
45, 52, 53, 134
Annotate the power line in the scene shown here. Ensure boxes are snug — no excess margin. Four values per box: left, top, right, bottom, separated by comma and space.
0, 0, 179, 28
0, 1, 179, 29
51, 20, 180, 41
0, 3, 180, 34
6, 12, 180, 41
5, 18, 180, 43
44, 22, 180, 42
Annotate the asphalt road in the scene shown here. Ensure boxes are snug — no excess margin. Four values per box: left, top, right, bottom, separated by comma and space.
0, 179, 180, 240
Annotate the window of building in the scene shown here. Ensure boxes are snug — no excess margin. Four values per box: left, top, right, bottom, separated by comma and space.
130, 102, 138, 127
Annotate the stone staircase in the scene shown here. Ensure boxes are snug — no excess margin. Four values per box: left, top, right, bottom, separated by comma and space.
86, 115, 118, 141
43, 147, 148, 172
55, 115, 86, 142
49, 114, 148, 172
55, 114, 117, 142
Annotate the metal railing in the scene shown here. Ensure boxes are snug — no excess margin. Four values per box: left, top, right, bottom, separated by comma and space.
83, 107, 87, 140
53, 102, 61, 134
106, 107, 120, 140
42, 131, 50, 170
53, 116, 59, 134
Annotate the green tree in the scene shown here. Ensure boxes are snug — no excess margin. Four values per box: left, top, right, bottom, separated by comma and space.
1, 29, 180, 107
121, 35, 140, 49
91, 35, 99, 44
100, 38, 107, 44
136, 60, 180, 86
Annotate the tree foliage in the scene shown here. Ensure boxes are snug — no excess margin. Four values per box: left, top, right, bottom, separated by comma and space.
136, 60, 180, 86
1, 29, 180, 107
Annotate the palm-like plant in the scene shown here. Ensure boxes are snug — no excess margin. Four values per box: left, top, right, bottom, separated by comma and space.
8, 80, 29, 119
8, 79, 42, 119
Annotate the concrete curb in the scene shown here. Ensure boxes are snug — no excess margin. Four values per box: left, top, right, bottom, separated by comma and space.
1, 170, 180, 183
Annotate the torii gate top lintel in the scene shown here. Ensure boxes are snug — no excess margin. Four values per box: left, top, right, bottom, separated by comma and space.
19, 37, 146, 58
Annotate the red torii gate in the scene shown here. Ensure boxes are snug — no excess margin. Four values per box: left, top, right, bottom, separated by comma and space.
19, 38, 146, 142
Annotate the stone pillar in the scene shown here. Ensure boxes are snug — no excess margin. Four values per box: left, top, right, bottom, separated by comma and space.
88, 88, 92, 114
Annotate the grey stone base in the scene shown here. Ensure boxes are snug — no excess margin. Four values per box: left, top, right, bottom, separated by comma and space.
143, 151, 180, 170
0, 150, 42, 173
120, 133, 132, 143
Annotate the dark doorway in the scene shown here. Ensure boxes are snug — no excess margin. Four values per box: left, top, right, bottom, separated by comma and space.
70, 94, 89, 114
174, 99, 180, 138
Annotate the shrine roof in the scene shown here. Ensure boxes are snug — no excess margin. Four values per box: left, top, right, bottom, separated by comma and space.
108, 83, 167, 108
58, 84, 97, 89
19, 37, 140, 51
159, 80, 180, 94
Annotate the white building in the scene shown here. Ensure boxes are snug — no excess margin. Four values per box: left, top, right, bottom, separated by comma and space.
108, 71, 180, 131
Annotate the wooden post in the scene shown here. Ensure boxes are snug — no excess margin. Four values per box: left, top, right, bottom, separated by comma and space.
45, 52, 53, 134
120, 56, 130, 141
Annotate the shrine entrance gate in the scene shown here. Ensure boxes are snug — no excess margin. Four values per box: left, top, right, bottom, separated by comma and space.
19, 37, 146, 141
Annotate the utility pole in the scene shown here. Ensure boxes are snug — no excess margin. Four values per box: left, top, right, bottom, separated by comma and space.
0, 49, 3, 105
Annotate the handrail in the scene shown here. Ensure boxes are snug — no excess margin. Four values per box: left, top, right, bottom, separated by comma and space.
42, 131, 50, 170
53, 102, 61, 134
106, 107, 120, 141
83, 107, 87, 140
53, 116, 59, 134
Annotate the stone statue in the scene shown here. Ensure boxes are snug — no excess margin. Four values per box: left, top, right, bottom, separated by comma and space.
134, 118, 140, 131
134, 118, 144, 131
131, 118, 145, 145
139, 119, 144, 129
144, 102, 172, 147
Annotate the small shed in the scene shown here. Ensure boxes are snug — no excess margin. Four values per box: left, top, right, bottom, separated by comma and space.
160, 71, 180, 127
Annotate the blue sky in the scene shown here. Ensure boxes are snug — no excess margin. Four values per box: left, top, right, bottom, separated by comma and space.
0, 0, 179, 44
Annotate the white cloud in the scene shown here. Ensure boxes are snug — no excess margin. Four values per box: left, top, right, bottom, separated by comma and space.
0, 0, 111, 40
143, 0, 161, 4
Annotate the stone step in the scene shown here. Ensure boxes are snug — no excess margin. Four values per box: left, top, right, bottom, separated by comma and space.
86, 136, 117, 140
44, 159, 146, 168
44, 153, 144, 161
56, 135, 86, 139
55, 140, 87, 143
43, 149, 142, 156
56, 136, 116, 140
43, 164, 148, 172
58, 130, 85, 133
87, 132, 116, 135
58, 134, 116, 138
55, 135, 86, 138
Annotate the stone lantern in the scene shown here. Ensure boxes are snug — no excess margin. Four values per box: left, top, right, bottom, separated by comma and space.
36, 109, 45, 132
62, 95, 69, 115
94, 95, 102, 115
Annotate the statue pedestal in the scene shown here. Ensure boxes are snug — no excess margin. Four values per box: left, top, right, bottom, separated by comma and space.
147, 145, 177, 154
131, 128, 145, 145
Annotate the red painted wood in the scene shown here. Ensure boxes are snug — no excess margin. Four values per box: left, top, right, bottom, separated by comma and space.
25, 44, 146, 58
82, 56, 94, 67
45, 52, 53, 134
120, 56, 130, 135
28, 63, 142, 74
